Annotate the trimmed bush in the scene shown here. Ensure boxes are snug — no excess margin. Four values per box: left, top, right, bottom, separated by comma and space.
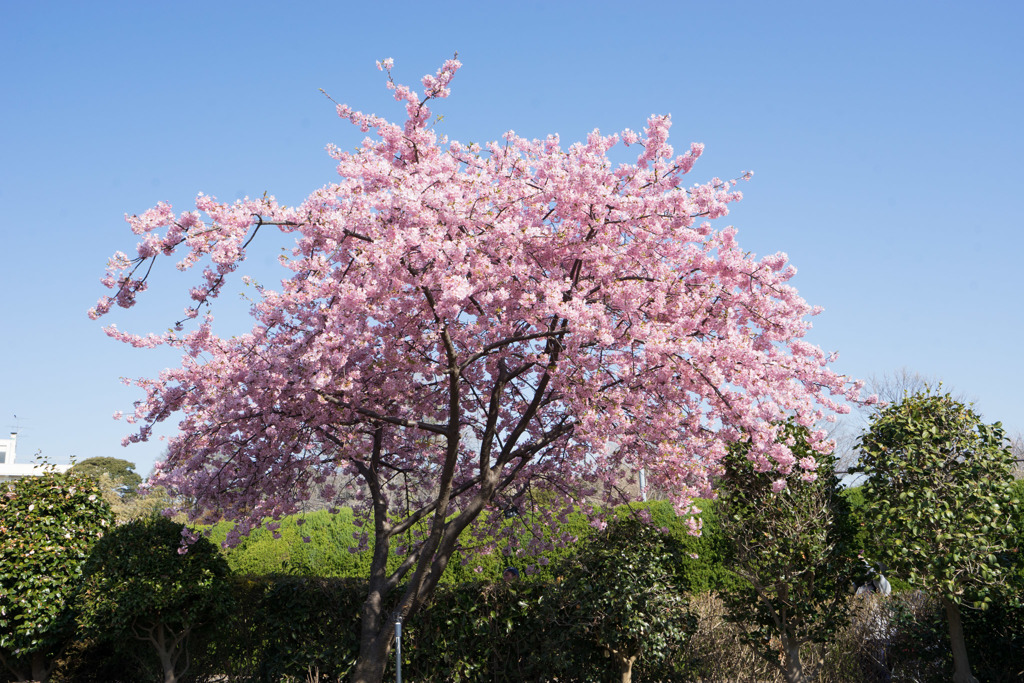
77, 517, 232, 683
553, 517, 695, 682
0, 472, 112, 682
210, 499, 743, 597
206, 575, 363, 682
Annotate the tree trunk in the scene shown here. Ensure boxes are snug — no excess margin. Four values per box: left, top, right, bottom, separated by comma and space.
0, 650, 39, 683
154, 622, 178, 683
942, 597, 979, 683
615, 652, 637, 683
350, 628, 393, 683
346, 421, 504, 683
781, 640, 809, 683
30, 651, 52, 683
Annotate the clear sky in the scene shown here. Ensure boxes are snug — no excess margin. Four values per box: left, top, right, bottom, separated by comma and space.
2, 1, 1022, 478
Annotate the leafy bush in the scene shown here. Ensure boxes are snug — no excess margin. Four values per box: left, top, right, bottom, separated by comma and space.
855, 389, 1020, 683
961, 593, 1024, 682
205, 575, 364, 682
31, 579, 1024, 681
0, 472, 112, 682
77, 516, 232, 683
630, 499, 745, 594
215, 509, 373, 577
404, 580, 570, 682
553, 517, 695, 682
211, 499, 742, 598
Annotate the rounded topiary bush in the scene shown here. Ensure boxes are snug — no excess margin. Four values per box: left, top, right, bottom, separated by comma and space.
553, 516, 696, 682
77, 516, 231, 683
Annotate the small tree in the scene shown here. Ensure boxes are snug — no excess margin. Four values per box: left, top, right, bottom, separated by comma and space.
718, 423, 863, 683
0, 472, 113, 682
77, 516, 232, 683
556, 517, 693, 683
855, 389, 1020, 683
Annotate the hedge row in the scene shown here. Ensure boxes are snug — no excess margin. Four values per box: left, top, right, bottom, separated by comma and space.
7, 478, 1022, 682
37, 575, 1024, 683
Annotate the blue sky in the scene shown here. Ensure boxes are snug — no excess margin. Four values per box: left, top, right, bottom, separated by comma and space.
2, 1, 1022, 477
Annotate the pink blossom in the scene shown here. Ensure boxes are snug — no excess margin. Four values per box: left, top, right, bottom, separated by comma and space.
92, 59, 868, 660
799, 456, 818, 471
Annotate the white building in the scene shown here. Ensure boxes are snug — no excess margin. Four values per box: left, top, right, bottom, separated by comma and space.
0, 432, 71, 483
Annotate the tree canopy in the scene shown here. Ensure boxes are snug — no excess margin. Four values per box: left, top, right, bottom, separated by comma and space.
855, 389, 1020, 683
69, 457, 142, 494
78, 516, 231, 683
92, 57, 864, 683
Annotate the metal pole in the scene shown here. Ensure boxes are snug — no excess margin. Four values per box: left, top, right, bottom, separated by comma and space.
395, 618, 403, 683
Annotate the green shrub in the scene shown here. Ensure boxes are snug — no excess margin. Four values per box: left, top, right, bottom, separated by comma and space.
206, 575, 364, 682
628, 498, 745, 594
212, 499, 742, 597
220, 509, 371, 577
77, 517, 232, 683
961, 592, 1024, 682
404, 580, 570, 682
443, 505, 598, 584
553, 516, 695, 682
37, 577, 1024, 681
0, 472, 112, 682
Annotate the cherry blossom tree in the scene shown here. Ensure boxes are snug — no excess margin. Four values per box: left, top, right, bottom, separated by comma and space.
92, 57, 864, 683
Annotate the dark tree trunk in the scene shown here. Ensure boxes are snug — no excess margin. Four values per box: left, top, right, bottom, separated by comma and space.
350, 627, 394, 683
30, 651, 54, 683
345, 326, 569, 682
0, 650, 53, 683
942, 598, 979, 683
153, 622, 181, 683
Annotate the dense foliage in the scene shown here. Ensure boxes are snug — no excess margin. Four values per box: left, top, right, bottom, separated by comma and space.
555, 517, 694, 683
854, 389, 1021, 683
77, 517, 232, 683
0, 477, 1019, 681
718, 424, 863, 683
13, 576, 1017, 683
0, 472, 113, 682
205, 500, 740, 594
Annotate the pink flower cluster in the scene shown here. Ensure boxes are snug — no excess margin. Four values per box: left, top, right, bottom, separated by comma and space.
93, 58, 865, 548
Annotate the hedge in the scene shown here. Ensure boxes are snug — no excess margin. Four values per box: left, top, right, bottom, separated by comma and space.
30, 575, 1023, 683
